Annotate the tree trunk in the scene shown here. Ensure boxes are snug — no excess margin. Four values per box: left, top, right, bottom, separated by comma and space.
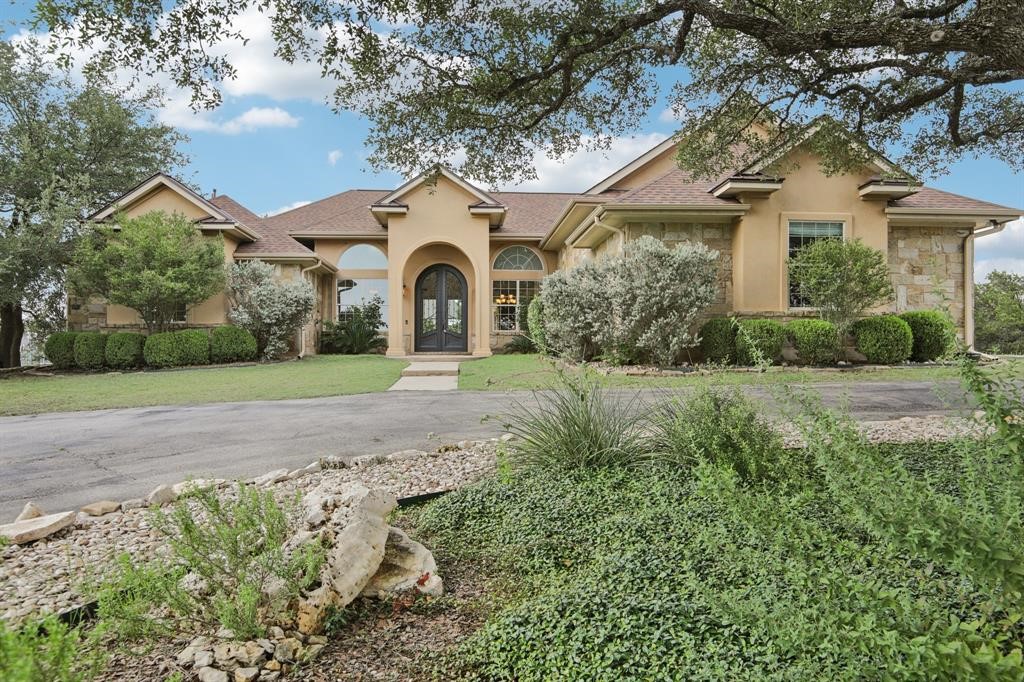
0, 302, 24, 368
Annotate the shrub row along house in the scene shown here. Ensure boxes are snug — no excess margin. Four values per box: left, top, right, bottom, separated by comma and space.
71, 123, 1022, 357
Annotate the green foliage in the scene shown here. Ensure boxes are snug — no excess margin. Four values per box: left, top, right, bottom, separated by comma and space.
899, 310, 954, 361
526, 296, 547, 355
0, 616, 106, 682
974, 271, 1024, 355
97, 483, 325, 641
227, 260, 315, 360
502, 334, 536, 354
72, 332, 106, 370
734, 318, 785, 366
649, 387, 803, 484
43, 331, 79, 369
500, 372, 649, 470
854, 315, 913, 364
210, 325, 257, 363
70, 211, 224, 333
788, 239, 894, 338
174, 329, 210, 366
142, 331, 175, 368
409, 360, 1024, 680
320, 295, 385, 355
698, 318, 736, 364
104, 332, 145, 369
787, 318, 840, 365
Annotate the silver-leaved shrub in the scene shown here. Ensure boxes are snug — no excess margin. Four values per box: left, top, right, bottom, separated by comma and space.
227, 260, 315, 360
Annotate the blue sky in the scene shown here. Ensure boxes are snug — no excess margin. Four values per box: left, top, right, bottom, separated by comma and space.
3, 3, 1022, 277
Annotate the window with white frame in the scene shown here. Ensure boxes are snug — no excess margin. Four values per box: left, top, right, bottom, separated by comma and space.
337, 278, 388, 325
788, 220, 844, 307
492, 280, 539, 332
494, 245, 543, 271
338, 243, 387, 269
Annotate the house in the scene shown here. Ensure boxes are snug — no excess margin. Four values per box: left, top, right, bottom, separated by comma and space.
70, 130, 1022, 357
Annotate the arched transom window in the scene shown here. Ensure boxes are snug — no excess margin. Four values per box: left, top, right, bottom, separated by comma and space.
494, 245, 542, 271
338, 244, 387, 270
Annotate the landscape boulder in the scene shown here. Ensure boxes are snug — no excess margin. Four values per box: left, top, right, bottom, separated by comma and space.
0, 511, 77, 545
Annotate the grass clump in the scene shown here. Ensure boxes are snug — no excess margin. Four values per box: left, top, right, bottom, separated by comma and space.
96, 482, 325, 641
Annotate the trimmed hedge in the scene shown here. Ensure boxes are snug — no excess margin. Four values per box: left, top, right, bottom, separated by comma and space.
735, 319, 785, 366
853, 315, 913, 364
44, 331, 79, 369
899, 310, 953, 361
73, 332, 107, 370
143, 332, 177, 368
699, 318, 736, 364
787, 319, 840, 365
210, 325, 257, 363
105, 332, 146, 369
175, 329, 211, 366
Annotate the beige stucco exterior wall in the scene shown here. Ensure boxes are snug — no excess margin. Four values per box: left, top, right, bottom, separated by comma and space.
732, 149, 885, 312
603, 146, 678, 191
120, 186, 212, 221
384, 178, 493, 356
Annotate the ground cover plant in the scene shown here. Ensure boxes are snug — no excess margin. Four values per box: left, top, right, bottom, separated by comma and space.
411, 359, 1024, 679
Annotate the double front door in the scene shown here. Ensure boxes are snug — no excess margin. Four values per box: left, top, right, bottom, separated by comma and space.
415, 264, 468, 352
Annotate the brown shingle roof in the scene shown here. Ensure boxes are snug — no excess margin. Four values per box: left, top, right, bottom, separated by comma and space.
210, 194, 315, 257
610, 168, 741, 206
489, 192, 581, 236
889, 187, 1022, 213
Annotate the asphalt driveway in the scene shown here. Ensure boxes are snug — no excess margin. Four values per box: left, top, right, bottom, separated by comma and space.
0, 380, 971, 519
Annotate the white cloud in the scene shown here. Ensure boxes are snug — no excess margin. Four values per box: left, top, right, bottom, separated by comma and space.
266, 200, 312, 216
159, 103, 300, 135
504, 133, 670, 193
658, 107, 678, 123
327, 149, 344, 166
975, 218, 1024, 280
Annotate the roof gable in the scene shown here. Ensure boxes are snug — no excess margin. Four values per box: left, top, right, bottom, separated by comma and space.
584, 137, 677, 195
90, 173, 231, 222
376, 166, 501, 207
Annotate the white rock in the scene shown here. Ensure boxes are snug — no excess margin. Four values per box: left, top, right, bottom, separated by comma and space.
14, 501, 44, 522
194, 650, 214, 668
176, 646, 199, 667
120, 497, 146, 510
234, 667, 259, 682
80, 500, 120, 517
254, 469, 289, 487
0, 511, 77, 545
197, 667, 229, 682
362, 527, 443, 598
145, 484, 176, 506
172, 479, 217, 496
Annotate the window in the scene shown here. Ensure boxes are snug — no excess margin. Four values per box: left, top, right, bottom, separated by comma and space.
338, 278, 388, 326
492, 280, 539, 332
788, 220, 844, 307
170, 301, 187, 323
494, 246, 543, 271
338, 244, 387, 270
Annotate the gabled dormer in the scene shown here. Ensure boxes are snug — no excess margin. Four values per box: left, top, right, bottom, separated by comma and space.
370, 166, 506, 227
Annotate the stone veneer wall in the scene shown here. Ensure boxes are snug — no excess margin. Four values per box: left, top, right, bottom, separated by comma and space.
888, 226, 965, 337
626, 222, 733, 315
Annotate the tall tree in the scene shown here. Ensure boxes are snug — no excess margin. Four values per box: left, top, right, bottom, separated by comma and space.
31, 0, 1024, 185
0, 37, 186, 367
974, 270, 1024, 355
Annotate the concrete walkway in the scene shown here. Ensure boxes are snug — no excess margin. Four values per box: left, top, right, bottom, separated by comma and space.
0, 380, 971, 519
388, 356, 468, 391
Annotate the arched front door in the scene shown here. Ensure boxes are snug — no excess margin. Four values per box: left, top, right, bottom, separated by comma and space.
415, 264, 468, 352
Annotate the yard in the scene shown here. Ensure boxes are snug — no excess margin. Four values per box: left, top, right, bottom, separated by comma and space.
0, 355, 407, 416
457, 352, 991, 391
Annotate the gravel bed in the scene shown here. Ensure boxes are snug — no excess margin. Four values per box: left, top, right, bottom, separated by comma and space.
0, 419, 987, 625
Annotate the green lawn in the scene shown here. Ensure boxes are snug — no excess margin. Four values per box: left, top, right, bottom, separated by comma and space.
0, 355, 407, 416
457, 353, 1012, 391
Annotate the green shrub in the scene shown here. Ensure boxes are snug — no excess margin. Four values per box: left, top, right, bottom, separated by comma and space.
0, 615, 106, 682
501, 373, 649, 469
734, 318, 784, 366
853, 315, 912, 364
899, 310, 953, 361
72, 332, 107, 370
526, 297, 547, 355
210, 325, 257, 363
43, 332, 79, 369
699, 318, 736, 363
320, 295, 385, 355
174, 329, 210, 366
649, 387, 802, 484
786, 319, 840, 365
503, 334, 536, 354
143, 331, 177, 368
104, 332, 145, 369
97, 483, 325, 640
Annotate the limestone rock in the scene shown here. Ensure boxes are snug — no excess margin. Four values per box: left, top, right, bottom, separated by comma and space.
194, 650, 214, 668
172, 479, 217, 496
120, 498, 145, 511
0, 511, 77, 545
254, 468, 289, 486
273, 638, 301, 663
176, 646, 199, 667
14, 501, 44, 522
80, 500, 120, 517
145, 484, 176, 506
197, 667, 229, 682
362, 527, 443, 598
234, 667, 259, 682
301, 644, 325, 663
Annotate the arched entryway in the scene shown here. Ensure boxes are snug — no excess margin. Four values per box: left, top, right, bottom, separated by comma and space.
414, 264, 468, 352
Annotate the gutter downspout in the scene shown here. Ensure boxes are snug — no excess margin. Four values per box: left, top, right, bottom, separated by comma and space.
962, 219, 1007, 351
298, 261, 321, 358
